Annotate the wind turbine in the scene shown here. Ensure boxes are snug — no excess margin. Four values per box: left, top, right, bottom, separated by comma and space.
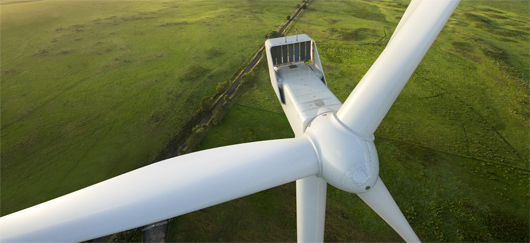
0, 0, 460, 242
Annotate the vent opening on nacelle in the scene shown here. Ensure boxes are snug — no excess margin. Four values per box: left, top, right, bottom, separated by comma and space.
270, 41, 312, 66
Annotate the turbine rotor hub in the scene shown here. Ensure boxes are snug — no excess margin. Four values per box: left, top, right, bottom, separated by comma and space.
305, 112, 379, 194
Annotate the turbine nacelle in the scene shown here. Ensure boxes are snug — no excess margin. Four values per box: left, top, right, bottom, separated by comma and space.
305, 112, 378, 194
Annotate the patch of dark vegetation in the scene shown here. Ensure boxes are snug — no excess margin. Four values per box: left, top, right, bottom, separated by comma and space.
452, 41, 474, 53
504, 20, 526, 28
464, 10, 528, 42
200, 97, 215, 112
344, 1, 387, 23
323, 18, 341, 25
205, 47, 225, 58
184, 123, 212, 152
481, 42, 512, 66
179, 65, 211, 82
149, 114, 164, 123
340, 28, 378, 41
451, 41, 480, 62
1, 0, 43, 5
121, 15, 155, 21
322, 63, 339, 71
113, 57, 130, 63
475, 23, 529, 42
3, 68, 19, 75
320, 43, 345, 64
378, 1, 408, 10
455, 20, 469, 27
485, 13, 508, 20
215, 81, 230, 95
265, 30, 279, 38
484, 207, 529, 242
478, 7, 504, 14
444, 51, 479, 71
57, 50, 70, 55
499, 37, 518, 43
512, 94, 530, 118
158, 21, 188, 27
421, 93, 444, 99
395, 140, 442, 166
165, 89, 183, 105
133, 29, 144, 36
32, 48, 48, 57
463, 12, 493, 25
477, 39, 529, 81
492, 120, 507, 131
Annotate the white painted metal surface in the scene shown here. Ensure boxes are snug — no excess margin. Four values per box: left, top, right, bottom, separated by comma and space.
337, 0, 460, 138
305, 112, 379, 194
296, 176, 327, 243
357, 178, 421, 242
389, 0, 422, 44
278, 63, 342, 135
0, 138, 319, 242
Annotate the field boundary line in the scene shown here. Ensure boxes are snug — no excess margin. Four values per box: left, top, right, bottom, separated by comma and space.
376, 135, 529, 172
234, 103, 286, 116
418, 73, 525, 163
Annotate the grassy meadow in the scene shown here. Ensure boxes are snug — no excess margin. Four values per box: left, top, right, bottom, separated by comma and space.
1, 0, 302, 216
170, 0, 529, 242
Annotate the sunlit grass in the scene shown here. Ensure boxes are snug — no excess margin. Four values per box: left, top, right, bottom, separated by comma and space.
1, 0, 300, 215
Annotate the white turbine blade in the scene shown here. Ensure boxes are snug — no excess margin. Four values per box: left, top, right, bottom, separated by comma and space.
296, 175, 327, 243
0, 138, 319, 242
336, 0, 460, 138
357, 177, 420, 243
388, 0, 422, 44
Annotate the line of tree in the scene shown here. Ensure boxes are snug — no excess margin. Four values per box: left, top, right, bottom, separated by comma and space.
181, 55, 265, 154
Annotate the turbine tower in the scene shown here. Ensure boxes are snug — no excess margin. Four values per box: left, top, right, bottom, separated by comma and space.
0, 0, 460, 242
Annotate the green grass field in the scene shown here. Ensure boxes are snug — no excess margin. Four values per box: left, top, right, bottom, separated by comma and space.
173, 0, 529, 241
1, 0, 301, 216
